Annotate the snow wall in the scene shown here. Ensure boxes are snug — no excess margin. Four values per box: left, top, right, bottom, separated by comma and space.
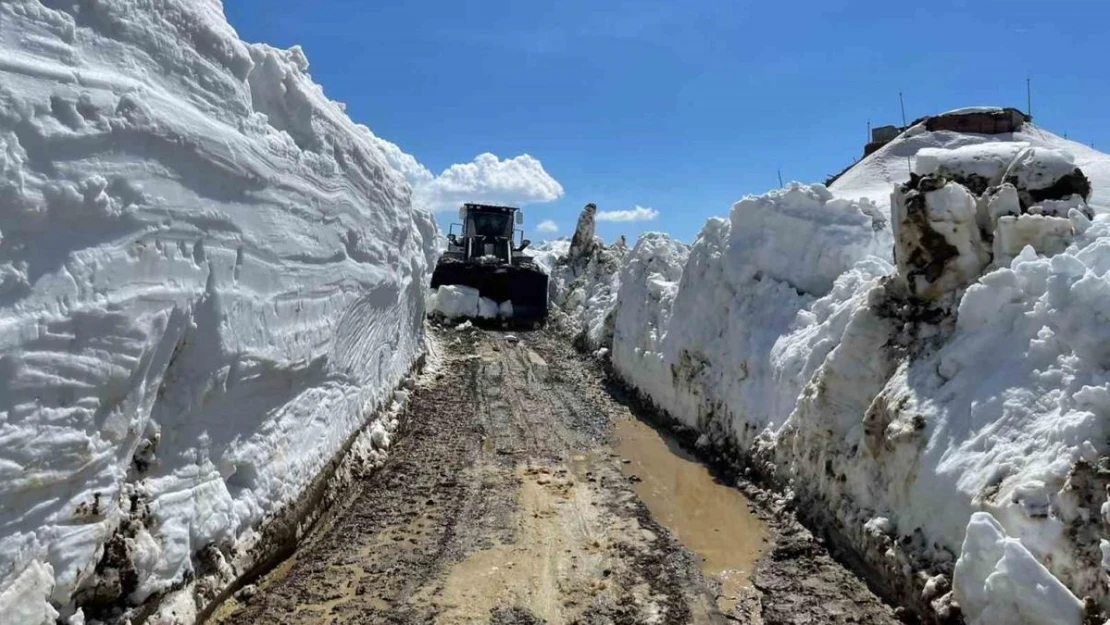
0, 1, 437, 622
550, 140, 1110, 624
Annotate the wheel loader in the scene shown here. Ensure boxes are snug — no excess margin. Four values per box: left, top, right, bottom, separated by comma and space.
431, 203, 549, 323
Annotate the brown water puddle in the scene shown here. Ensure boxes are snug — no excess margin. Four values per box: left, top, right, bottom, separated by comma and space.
608, 416, 768, 612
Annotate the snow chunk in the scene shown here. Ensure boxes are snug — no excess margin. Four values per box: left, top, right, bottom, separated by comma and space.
428, 288, 516, 320
915, 142, 1029, 188
864, 516, 896, 537
368, 421, 391, 451
892, 178, 989, 299
1003, 146, 1088, 195
954, 512, 1083, 625
0, 560, 59, 625
478, 296, 499, 319
431, 285, 481, 319
993, 215, 1074, 266
525, 238, 570, 275
986, 183, 1022, 226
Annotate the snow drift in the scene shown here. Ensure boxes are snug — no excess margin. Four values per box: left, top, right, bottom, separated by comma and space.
550, 117, 1110, 624
0, 1, 436, 622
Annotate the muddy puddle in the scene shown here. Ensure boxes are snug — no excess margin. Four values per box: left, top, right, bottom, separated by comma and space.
605, 417, 768, 612
427, 463, 651, 624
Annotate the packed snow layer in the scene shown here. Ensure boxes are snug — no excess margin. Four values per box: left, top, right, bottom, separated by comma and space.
831, 122, 1110, 213
551, 142, 1110, 623
0, 1, 436, 621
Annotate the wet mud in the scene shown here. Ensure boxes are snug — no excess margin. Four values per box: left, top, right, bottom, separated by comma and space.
209, 327, 900, 624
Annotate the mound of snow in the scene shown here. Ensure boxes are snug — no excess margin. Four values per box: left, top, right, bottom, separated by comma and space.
549, 244, 627, 348
0, 1, 435, 620
537, 205, 630, 349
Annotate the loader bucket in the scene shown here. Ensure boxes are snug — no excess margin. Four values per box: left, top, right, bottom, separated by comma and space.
431, 258, 549, 323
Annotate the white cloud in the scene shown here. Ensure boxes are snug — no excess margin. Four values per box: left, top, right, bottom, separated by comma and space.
595, 206, 659, 222
368, 136, 563, 213
536, 220, 559, 233
413, 153, 564, 212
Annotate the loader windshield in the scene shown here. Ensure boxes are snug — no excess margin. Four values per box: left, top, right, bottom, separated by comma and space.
469, 212, 512, 238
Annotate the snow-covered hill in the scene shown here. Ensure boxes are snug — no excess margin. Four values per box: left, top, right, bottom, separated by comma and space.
551, 113, 1110, 625
831, 111, 1110, 213
0, 1, 436, 622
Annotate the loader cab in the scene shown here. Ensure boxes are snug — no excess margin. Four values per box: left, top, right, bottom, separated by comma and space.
466, 207, 515, 239
446, 204, 530, 260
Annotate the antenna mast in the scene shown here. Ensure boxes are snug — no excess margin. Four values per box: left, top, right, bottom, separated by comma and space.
1026, 76, 1032, 117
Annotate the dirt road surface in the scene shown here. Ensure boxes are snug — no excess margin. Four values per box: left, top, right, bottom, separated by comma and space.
210, 328, 900, 624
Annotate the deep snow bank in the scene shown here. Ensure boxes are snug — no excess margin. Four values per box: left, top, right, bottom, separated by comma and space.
611, 184, 891, 451
0, 1, 436, 621
551, 131, 1110, 623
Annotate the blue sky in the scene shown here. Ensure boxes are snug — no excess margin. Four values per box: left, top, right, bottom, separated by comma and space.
225, 0, 1110, 243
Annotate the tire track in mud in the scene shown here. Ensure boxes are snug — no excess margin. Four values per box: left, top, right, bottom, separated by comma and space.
210, 327, 899, 625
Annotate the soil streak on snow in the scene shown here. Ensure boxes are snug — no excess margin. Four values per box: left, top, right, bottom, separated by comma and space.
209, 327, 898, 624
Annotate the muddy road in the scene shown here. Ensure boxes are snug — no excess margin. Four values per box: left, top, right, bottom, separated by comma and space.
210, 328, 899, 624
